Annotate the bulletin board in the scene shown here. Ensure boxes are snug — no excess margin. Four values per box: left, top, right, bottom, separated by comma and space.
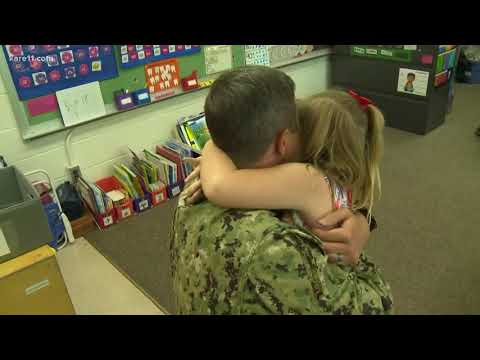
0, 45, 331, 141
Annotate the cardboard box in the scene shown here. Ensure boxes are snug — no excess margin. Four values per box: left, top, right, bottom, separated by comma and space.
71, 211, 96, 239
0, 245, 75, 315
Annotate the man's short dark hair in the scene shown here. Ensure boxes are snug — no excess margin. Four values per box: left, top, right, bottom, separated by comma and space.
204, 66, 297, 167
407, 73, 415, 79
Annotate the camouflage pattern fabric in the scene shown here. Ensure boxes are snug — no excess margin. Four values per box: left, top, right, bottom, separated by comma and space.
170, 197, 394, 315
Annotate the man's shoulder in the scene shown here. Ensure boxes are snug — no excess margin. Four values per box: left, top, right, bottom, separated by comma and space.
175, 201, 322, 258
176, 200, 289, 233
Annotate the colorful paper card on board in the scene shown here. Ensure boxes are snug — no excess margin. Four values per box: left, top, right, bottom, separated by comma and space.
420, 54, 433, 65
27, 94, 58, 116
3, 45, 119, 101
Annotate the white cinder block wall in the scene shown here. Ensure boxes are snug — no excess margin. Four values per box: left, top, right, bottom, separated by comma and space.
0, 56, 330, 188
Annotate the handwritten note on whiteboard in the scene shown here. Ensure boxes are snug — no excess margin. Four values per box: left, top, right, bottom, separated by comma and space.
56, 82, 106, 127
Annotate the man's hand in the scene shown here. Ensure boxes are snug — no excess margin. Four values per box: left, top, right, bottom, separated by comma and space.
311, 208, 370, 267
183, 157, 204, 205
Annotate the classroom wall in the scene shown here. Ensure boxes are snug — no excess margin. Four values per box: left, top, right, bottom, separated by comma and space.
0, 56, 330, 187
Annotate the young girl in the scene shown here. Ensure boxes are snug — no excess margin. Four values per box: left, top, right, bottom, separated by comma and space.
186, 89, 385, 231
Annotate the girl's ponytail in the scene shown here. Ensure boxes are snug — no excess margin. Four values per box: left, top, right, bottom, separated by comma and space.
364, 104, 385, 221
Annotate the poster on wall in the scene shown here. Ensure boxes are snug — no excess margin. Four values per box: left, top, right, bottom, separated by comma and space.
245, 45, 270, 66
3, 45, 119, 101
144, 59, 181, 101
56, 82, 106, 127
397, 68, 430, 97
204, 45, 233, 75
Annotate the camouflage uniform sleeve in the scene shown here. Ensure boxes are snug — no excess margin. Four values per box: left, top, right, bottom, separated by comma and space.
238, 227, 394, 315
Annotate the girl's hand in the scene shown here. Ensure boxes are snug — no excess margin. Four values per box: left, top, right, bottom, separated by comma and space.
183, 157, 204, 205
312, 208, 370, 267
281, 211, 295, 225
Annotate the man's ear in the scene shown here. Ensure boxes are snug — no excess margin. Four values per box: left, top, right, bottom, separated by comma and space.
274, 129, 290, 159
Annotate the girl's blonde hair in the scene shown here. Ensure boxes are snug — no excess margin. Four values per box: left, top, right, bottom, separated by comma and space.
296, 90, 385, 220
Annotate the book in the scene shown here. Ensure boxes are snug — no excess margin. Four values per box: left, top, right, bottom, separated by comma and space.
130, 148, 156, 185
144, 149, 176, 186
181, 114, 210, 150
163, 139, 201, 178
146, 158, 168, 185
176, 123, 190, 146
164, 138, 201, 158
114, 165, 137, 198
156, 145, 184, 183
106, 190, 125, 205
143, 150, 167, 185
90, 183, 106, 215
176, 112, 210, 151
77, 177, 98, 214
120, 164, 145, 198
103, 192, 114, 212
142, 159, 157, 184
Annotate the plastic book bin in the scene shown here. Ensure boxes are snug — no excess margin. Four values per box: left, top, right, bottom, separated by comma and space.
111, 175, 151, 214
77, 178, 116, 230
96, 177, 134, 222
0, 166, 54, 264
93, 208, 116, 230
167, 181, 184, 199
80, 197, 116, 230
146, 185, 168, 207
132, 194, 151, 214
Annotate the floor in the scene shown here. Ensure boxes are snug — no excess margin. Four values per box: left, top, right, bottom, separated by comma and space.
366, 83, 480, 314
56, 237, 164, 315
84, 198, 178, 314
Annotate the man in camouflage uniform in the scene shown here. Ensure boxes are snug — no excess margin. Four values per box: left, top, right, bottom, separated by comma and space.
170, 66, 393, 315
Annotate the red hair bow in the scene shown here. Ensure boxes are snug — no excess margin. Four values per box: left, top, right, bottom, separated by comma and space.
348, 90, 374, 111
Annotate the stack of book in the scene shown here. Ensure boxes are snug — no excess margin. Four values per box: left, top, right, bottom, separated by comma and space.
76, 177, 116, 228
113, 155, 165, 213
146, 138, 200, 198
113, 163, 145, 200
76, 177, 114, 217
175, 112, 210, 151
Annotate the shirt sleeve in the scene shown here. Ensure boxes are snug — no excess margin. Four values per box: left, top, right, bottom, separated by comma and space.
238, 228, 393, 315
